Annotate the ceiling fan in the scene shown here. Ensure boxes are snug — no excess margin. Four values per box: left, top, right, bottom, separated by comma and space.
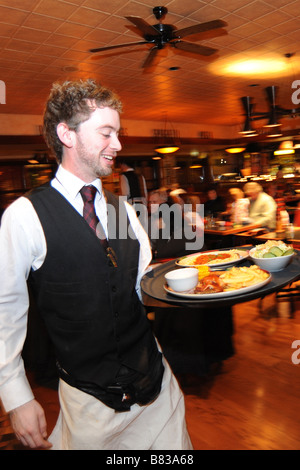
89, 6, 227, 68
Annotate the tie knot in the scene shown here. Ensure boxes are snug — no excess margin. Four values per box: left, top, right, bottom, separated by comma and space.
80, 185, 97, 203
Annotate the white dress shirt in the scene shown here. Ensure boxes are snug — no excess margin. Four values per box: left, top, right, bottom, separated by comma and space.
0, 165, 152, 412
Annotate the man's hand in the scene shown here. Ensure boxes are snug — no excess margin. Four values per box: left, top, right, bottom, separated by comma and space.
9, 399, 52, 449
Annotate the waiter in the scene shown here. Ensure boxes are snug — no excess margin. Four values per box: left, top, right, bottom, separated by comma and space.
119, 159, 147, 206
0, 79, 192, 450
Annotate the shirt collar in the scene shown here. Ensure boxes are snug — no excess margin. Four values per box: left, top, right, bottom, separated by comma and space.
55, 165, 103, 200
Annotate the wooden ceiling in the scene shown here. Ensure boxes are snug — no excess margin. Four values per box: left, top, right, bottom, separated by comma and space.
0, 0, 300, 132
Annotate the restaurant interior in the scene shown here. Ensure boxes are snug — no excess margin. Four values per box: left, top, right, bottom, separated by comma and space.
1, 0, 300, 450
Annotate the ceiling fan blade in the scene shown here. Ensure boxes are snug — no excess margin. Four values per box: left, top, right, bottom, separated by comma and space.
241, 96, 253, 116
125, 16, 160, 37
90, 41, 149, 53
172, 41, 218, 56
265, 86, 278, 107
174, 20, 227, 39
142, 47, 160, 68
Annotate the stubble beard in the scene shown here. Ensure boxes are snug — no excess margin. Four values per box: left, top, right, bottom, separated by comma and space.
77, 138, 114, 179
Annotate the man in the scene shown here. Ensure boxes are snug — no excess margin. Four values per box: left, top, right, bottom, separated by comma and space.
243, 182, 277, 230
119, 159, 147, 206
147, 188, 192, 259
0, 79, 192, 450
204, 186, 226, 217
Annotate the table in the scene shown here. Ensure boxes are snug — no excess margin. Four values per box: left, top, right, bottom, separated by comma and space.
141, 249, 300, 308
204, 223, 260, 249
254, 228, 300, 245
204, 222, 260, 236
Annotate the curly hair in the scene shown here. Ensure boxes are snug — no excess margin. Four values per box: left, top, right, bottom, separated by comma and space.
43, 79, 123, 162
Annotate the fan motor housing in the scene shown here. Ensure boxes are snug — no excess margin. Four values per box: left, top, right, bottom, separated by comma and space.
145, 23, 175, 44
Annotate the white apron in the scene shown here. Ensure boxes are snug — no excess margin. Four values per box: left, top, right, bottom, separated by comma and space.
49, 358, 193, 450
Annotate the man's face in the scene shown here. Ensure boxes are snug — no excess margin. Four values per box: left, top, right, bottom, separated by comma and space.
73, 106, 122, 181
246, 190, 258, 200
207, 190, 217, 200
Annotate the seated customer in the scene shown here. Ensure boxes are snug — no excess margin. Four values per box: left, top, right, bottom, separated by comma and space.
204, 186, 226, 217
147, 189, 191, 259
294, 202, 300, 226
183, 194, 204, 237
147, 188, 205, 259
228, 187, 249, 225
243, 182, 277, 230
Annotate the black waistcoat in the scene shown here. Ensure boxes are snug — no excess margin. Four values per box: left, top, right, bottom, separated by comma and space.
26, 185, 158, 388
122, 171, 141, 199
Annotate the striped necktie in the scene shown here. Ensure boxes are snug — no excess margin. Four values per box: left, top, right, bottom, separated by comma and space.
80, 185, 117, 267
80, 185, 99, 234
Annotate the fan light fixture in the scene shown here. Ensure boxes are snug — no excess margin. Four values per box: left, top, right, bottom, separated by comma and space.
239, 81, 300, 137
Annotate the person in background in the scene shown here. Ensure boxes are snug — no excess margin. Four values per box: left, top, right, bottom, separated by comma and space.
228, 187, 250, 225
204, 186, 226, 217
119, 159, 147, 206
293, 202, 300, 226
243, 182, 277, 230
0, 79, 192, 450
183, 194, 204, 237
169, 187, 186, 209
276, 164, 284, 179
267, 182, 290, 227
147, 188, 190, 259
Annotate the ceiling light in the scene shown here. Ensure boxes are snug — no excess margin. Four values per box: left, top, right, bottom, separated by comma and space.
274, 149, 295, 155
154, 113, 180, 154
274, 140, 295, 155
266, 131, 283, 137
279, 140, 294, 149
225, 147, 246, 154
154, 145, 179, 154
221, 59, 289, 76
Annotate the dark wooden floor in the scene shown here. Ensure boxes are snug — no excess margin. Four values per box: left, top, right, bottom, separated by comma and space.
1, 290, 300, 450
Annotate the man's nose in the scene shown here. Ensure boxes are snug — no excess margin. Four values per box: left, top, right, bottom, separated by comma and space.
111, 133, 122, 152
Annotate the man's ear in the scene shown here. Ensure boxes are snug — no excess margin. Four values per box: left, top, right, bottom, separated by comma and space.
56, 122, 76, 148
